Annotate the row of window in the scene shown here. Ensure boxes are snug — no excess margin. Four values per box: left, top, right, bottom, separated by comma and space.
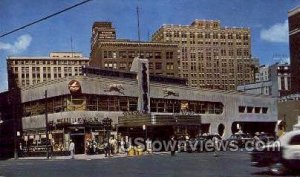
10, 60, 87, 65
23, 95, 139, 116
22, 95, 225, 116
238, 106, 268, 114
103, 51, 174, 59
104, 62, 175, 71
165, 32, 249, 40
14, 66, 82, 74
17, 67, 82, 79
175, 40, 249, 46
23, 95, 269, 117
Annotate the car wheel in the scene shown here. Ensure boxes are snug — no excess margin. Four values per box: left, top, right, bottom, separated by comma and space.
269, 162, 287, 175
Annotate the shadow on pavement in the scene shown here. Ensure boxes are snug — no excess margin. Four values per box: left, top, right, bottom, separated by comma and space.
252, 170, 300, 176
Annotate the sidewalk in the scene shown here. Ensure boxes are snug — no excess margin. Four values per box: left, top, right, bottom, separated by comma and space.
16, 151, 169, 160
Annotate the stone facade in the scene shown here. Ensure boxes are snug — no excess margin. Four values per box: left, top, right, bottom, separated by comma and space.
7, 52, 89, 89
151, 19, 255, 90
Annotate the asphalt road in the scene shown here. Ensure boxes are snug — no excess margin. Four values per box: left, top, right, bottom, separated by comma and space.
0, 151, 299, 177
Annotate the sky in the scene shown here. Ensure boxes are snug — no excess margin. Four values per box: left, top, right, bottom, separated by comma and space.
0, 0, 300, 92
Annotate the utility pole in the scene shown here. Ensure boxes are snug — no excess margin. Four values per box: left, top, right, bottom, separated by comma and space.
10, 88, 19, 160
136, 1, 141, 56
45, 90, 50, 159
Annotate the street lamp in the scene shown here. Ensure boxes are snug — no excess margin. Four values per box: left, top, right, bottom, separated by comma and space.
44, 90, 50, 159
103, 117, 112, 156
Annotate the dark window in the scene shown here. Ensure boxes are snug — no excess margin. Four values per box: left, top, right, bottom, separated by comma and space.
289, 135, 300, 145
155, 63, 162, 70
262, 107, 268, 114
254, 107, 261, 113
239, 106, 245, 113
247, 107, 253, 113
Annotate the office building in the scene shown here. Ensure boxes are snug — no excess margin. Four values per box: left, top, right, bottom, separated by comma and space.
288, 7, 300, 93
90, 22, 179, 77
152, 19, 255, 90
7, 52, 89, 89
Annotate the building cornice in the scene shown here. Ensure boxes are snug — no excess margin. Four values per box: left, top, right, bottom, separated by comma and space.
7, 57, 89, 60
288, 6, 300, 17
97, 41, 178, 47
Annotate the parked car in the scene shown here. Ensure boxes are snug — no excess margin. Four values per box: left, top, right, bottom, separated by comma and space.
250, 130, 300, 175
257, 132, 276, 145
226, 133, 254, 148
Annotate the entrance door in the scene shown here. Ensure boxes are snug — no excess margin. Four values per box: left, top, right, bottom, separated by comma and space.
70, 134, 85, 154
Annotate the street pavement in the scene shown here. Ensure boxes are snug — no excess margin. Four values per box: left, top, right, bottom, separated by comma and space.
0, 151, 299, 177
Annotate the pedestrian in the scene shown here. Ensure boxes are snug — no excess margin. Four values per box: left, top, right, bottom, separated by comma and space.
120, 138, 126, 154
170, 136, 176, 156
146, 138, 152, 154
212, 135, 219, 157
69, 140, 75, 159
18, 142, 23, 157
104, 140, 110, 157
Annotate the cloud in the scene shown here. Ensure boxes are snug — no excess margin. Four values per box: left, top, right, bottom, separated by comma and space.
0, 34, 32, 54
260, 20, 288, 43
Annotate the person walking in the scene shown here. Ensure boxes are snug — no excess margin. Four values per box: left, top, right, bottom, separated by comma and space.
170, 136, 176, 156
146, 138, 152, 154
104, 139, 110, 157
18, 142, 23, 157
212, 135, 219, 157
69, 140, 75, 159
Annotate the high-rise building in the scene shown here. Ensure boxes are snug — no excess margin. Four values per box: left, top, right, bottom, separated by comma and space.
288, 7, 300, 93
91, 22, 116, 50
7, 52, 89, 89
152, 20, 255, 90
90, 22, 179, 77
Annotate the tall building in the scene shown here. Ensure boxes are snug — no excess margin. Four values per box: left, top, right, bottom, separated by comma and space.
288, 7, 300, 93
152, 20, 255, 90
90, 22, 179, 77
7, 52, 89, 89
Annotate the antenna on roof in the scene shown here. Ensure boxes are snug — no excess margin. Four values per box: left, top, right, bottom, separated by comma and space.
136, 0, 141, 57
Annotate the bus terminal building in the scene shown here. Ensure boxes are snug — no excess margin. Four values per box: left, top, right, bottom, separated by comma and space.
18, 58, 277, 155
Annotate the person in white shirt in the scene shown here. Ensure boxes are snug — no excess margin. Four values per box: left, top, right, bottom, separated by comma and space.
69, 140, 75, 159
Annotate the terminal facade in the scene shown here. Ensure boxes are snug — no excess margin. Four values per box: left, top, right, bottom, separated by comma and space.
18, 58, 277, 154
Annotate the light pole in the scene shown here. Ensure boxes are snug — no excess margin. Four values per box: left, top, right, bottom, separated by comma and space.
44, 90, 50, 159
10, 88, 19, 160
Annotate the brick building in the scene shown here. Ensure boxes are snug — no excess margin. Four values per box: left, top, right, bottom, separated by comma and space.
90, 22, 179, 77
152, 20, 256, 90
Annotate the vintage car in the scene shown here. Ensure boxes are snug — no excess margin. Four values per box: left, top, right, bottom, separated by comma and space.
250, 130, 300, 175
226, 133, 254, 148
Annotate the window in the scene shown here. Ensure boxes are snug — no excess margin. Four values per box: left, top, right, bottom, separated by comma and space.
262, 107, 268, 114
155, 52, 162, 59
247, 106, 253, 113
149, 62, 153, 70
166, 63, 174, 70
155, 63, 162, 70
119, 51, 127, 58
166, 52, 173, 59
289, 135, 300, 145
128, 51, 135, 59
254, 107, 261, 113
